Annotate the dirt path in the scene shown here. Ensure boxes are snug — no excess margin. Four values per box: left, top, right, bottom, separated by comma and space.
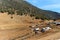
0, 28, 32, 40
38, 32, 60, 40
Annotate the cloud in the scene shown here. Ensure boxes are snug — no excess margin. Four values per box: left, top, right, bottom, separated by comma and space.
26, 0, 60, 12
41, 4, 60, 9
40, 4, 60, 12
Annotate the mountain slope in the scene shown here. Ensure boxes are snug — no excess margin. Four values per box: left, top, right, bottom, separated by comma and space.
0, 0, 60, 19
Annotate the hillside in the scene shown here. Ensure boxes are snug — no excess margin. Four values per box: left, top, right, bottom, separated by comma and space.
0, 0, 60, 40
0, 0, 60, 20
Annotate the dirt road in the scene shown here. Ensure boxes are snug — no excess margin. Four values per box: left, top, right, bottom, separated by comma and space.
0, 28, 32, 40
38, 32, 60, 40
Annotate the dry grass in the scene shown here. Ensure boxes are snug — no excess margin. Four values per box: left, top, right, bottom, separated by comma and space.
0, 13, 35, 29
0, 13, 60, 40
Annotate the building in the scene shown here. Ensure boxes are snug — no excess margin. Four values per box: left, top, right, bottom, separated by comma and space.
54, 21, 60, 26
29, 25, 40, 34
41, 27, 52, 33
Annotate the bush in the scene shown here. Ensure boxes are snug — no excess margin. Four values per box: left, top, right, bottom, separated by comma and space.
0, 10, 4, 13
53, 19, 56, 21
35, 16, 40, 19
30, 14, 35, 17
8, 10, 15, 15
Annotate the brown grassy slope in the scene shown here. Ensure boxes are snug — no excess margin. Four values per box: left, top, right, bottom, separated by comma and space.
0, 12, 41, 29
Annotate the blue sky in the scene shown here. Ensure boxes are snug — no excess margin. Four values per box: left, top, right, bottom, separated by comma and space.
26, 0, 60, 13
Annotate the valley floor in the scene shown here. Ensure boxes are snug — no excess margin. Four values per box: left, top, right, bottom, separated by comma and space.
38, 32, 60, 40
0, 13, 60, 40
0, 28, 60, 40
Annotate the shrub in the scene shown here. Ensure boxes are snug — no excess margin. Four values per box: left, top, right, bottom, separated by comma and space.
0, 10, 4, 13
8, 10, 15, 15
35, 16, 40, 19
30, 14, 35, 17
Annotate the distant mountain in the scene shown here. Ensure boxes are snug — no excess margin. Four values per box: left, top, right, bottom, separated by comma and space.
0, 0, 60, 20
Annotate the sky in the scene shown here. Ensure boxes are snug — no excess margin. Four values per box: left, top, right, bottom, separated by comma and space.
26, 0, 60, 13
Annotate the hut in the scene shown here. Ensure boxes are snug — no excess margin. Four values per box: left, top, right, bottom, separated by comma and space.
29, 25, 40, 34
45, 27, 51, 31
41, 27, 52, 33
54, 21, 60, 26
33, 27, 40, 34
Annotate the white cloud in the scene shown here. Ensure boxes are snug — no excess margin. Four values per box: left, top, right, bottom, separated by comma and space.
26, 0, 60, 12
40, 4, 60, 9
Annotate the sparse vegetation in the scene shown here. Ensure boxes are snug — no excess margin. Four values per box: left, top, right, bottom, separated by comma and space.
8, 10, 15, 15
0, 0, 60, 20
0, 0, 60, 40
35, 16, 40, 19
30, 14, 35, 17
